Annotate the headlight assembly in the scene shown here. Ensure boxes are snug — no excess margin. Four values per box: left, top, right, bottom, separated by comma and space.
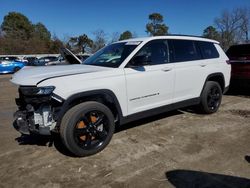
19, 86, 55, 96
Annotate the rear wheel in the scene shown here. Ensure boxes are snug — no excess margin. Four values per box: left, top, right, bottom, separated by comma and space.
198, 81, 222, 114
60, 101, 115, 157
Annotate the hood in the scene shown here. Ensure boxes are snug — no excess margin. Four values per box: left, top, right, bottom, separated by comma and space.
10, 64, 111, 86
60, 48, 82, 64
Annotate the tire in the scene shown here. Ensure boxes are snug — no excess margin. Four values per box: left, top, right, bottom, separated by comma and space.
198, 81, 222, 114
60, 101, 115, 157
13, 67, 21, 73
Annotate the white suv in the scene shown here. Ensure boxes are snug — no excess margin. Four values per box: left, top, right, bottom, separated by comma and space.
11, 36, 231, 156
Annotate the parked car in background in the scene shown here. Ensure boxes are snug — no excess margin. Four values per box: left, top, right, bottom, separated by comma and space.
32, 56, 59, 66
226, 44, 250, 83
0, 56, 19, 61
24, 57, 38, 65
0, 56, 28, 63
45, 56, 65, 66
46, 52, 91, 66
0, 60, 25, 74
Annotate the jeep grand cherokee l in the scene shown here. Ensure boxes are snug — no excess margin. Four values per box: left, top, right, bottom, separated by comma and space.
11, 36, 231, 157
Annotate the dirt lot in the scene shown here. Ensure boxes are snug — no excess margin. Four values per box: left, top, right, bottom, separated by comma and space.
0, 74, 250, 188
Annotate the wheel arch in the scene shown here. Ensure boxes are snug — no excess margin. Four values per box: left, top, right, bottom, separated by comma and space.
57, 89, 123, 126
13, 66, 21, 72
202, 73, 225, 94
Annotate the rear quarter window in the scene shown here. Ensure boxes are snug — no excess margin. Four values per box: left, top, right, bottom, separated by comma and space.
169, 39, 201, 62
198, 41, 219, 59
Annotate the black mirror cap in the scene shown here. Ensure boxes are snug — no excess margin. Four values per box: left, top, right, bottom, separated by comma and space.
128, 55, 151, 67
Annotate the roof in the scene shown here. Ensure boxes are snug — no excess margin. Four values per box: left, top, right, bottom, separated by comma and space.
118, 35, 219, 44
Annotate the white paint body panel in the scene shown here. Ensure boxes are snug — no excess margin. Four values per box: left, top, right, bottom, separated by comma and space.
11, 36, 231, 118
124, 64, 175, 115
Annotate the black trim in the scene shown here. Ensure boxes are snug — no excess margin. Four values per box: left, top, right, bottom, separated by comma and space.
130, 93, 160, 101
223, 86, 229, 94
120, 97, 200, 125
56, 89, 123, 123
201, 73, 225, 94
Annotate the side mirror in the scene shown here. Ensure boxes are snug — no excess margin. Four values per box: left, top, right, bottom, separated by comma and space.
129, 55, 151, 67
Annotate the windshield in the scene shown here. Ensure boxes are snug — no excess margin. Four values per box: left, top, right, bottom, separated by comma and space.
84, 42, 140, 67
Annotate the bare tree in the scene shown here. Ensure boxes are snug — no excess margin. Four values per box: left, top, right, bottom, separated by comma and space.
92, 29, 107, 53
215, 8, 250, 49
110, 32, 120, 43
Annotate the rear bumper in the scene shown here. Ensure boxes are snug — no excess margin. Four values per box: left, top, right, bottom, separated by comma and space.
230, 79, 250, 87
223, 86, 229, 94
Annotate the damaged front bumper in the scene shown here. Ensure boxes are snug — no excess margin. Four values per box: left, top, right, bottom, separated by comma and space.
13, 87, 63, 135
14, 105, 57, 135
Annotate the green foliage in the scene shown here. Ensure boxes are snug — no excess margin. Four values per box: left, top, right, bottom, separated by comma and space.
1, 12, 34, 40
119, 30, 133, 41
146, 13, 169, 36
0, 12, 63, 54
202, 26, 220, 41
69, 34, 93, 53
33, 22, 51, 41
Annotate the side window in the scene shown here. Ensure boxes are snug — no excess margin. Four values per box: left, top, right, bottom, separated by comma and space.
198, 41, 219, 59
170, 40, 201, 62
129, 40, 169, 66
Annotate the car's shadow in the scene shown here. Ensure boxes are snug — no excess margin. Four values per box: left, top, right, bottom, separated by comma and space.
15, 110, 183, 157
15, 132, 76, 157
166, 169, 250, 188
116, 110, 182, 132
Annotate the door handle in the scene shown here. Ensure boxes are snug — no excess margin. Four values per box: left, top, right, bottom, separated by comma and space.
200, 64, 206, 67
161, 67, 172, 72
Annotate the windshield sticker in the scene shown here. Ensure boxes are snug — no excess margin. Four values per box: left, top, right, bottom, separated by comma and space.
125, 41, 141, 45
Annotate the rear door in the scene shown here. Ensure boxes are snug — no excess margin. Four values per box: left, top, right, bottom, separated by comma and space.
169, 39, 206, 103
124, 39, 175, 115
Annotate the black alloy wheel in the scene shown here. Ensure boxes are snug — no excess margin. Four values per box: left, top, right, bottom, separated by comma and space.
207, 85, 221, 111
60, 102, 115, 157
73, 110, 109, 150
198, 81, 222, 114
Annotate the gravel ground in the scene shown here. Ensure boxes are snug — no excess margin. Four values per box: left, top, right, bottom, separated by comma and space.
0, 74, 250, 188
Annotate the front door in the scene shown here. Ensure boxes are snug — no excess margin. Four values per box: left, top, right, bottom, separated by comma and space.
124, 39, 175, 115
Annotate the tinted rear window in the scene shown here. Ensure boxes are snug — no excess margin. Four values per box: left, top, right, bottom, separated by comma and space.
198, 41, 219, 59
226, 44, 250, 57
170, 40, 201, 62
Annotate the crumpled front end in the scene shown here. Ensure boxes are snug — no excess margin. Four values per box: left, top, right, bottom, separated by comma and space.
13, 86, 64, 135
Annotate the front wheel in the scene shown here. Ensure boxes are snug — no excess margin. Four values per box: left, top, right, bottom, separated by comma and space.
13, 67, 21, 73
198, 81, 222, 114
60, 102, 115, 157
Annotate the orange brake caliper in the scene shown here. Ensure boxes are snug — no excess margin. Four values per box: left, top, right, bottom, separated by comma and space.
90, 115, 97, 140
77, 121, 86, 141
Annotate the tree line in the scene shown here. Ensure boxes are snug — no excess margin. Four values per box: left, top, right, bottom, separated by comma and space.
0, 8, 249, 55
203, 7, 249, 50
